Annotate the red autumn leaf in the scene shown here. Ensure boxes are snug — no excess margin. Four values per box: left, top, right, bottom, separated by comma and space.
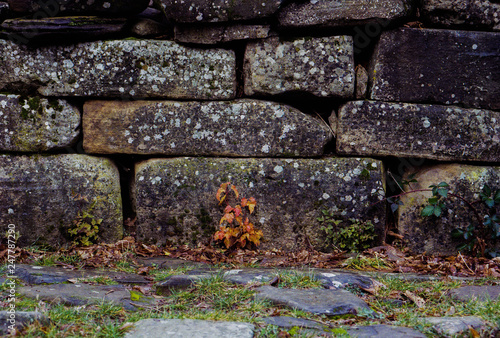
234, 205, 242, 217
247, 197, 257, 214
235, 216, 243, 226
230, 185, 239, 199
241, 198, 248, 207
216, 182, 230, 204
220, 212, 235, 224
224, 205, 233, 213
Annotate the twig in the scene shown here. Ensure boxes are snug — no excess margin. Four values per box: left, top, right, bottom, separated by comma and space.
458, 252, 475, 274
314, 112, 335, 137
388, 170, 405, 193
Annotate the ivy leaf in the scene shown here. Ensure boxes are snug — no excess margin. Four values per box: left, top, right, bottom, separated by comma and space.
421, 205, 435, 217
246, 197, 257, 214
216, 182, 230, 203
230, 184, 239, 199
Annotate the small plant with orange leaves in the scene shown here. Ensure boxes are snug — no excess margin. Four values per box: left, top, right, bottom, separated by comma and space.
213, 182, 263, 250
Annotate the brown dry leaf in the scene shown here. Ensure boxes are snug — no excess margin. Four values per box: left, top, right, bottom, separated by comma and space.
277, 332, 291, 338
404, 290, 426, 308
469, 327, 480, 338
360, 279, 387, 295
119, 322, 135, 333
137, 266, 152, 275
67, 278, 79, 284
132, 285, 150, 295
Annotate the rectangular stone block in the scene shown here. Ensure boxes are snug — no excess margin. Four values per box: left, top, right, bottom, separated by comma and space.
0, 155, 123, 248
336, 100, 500, 162
398, 164, 500, 255
83, 99, 332, 157
174, 24, 271, 44
134, 157, 386, 251
0, 39, 236, 100
244, 36, 354, 98
369, 28, 500, 110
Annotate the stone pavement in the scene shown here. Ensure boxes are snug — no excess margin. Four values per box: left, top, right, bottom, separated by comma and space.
3, 257, 499, 337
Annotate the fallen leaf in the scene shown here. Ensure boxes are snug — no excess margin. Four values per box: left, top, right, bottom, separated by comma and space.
404, 290, 426, 308
469, 327, 480, 338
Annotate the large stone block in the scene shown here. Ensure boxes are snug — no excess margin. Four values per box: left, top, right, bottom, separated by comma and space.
0, 39, 236, 100
6, 0, 149, 16
134, 157, 386, 251
421, 0, 500, 31
0, 155, 123, 248
369, 28, 500, 110
278, 0, 414, 28
336, 100, 500, 162
160, 0, 282, 23
174, 24, 271, 44
83, 99, 332, 157
398, 164, 500, 255
244, 36, 354, 98
0, 94, 80, 152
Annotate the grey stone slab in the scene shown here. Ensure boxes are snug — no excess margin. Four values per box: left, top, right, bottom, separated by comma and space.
255, 285, 371, 316
315, 270, 373, 290
6, 0, 149, 16
422, 0, 500, 31
156, 275, 205, 295
83, 99, 331, 157
336, 100, 500, 162
369, 28, 500, 110
0, 94, 80, 152
15, 265, 149, 285
18, 283, 156, 311
0, 155, 123, 248
175, 24, 271, 44
398, 164, 500, 255
262, 316, 325, 330
346, 324, 426, 337
422, 316, 486, 336
448, 285, 500, 302
0, 311, 50, 336
134, 157, 386, 251
125, 318, 254, 338
244, 36, 354, 98
0, 39, 236, 100
160, 0, 282, 23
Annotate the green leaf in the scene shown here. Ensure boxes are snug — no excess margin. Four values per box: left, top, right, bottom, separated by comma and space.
484, 198, 495, 208
421, 205, 435, 217
451, 228, 464, 239
433, 206, 442, 217
437, 188, 448, 198
494, 190, 500, 202
482, 184, 491, 197
437, 182, 449, 188
428, 197, 439, 205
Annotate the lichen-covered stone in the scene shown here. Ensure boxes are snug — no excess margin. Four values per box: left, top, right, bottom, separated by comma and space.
0, 155, 123, 248
244, 36, 354, 98
174, 24, 271, 44
6, 0, 149, 16
369, 28, 500, 110
355, 65, 368, 99
160, 0, 282, 23
83, 99, 332, 157
278, 0, 414, 28
134, 157, 386, 251
0, 94, 80, 152
0, 39, 236, 100
336, 101, 500, 162
421, 0, 500, 31
398, 164, 500, 255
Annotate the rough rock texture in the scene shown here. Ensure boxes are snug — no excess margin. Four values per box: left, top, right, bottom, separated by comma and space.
160, 0, 282, 23
175, 24, 271, 44
244, 36, 354, 98
369, 28, 500, 110
134, 157, 386, 251
355, 65, 368, 99
346, 325, 426, 338
0, 311, 50, 336
278, 0, 414, 28
0, 155, 123, 247
255, 285, 371, 316
336, 100, 500, 162
83, 99, 332, 157
125, 319, 254, 338
6, 0, 149, 16
1, 17, 127, 41
421, 0, 500, 31
398, 164, 500, 255
0, 39, 236, 99
0, 94, 80, 152
422, 316, 486, 336
130, 18, 167, 37
448, 285, 500, 302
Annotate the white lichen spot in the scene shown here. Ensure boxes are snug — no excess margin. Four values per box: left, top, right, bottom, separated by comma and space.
274, 165, 283, 173
128, 137, 134, 144
261, 144, 270, 153
422, 118, 431, 128
8, 208, 14, 214
322, 193, 330, 200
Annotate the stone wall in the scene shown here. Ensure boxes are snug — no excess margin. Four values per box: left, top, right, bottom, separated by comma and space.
0, 0, 498, 254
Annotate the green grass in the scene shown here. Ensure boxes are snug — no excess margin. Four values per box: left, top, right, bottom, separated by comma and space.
275, 269, 324, 289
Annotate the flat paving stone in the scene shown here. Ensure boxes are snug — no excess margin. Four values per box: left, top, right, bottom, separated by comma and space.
422, 316, 486, 336
346, 324, 426, 337
0, 311, 50, 336
255, 285, 371, 316
263, 316, 325, 330
125, 318, 254, 338
448, 285, 500, 302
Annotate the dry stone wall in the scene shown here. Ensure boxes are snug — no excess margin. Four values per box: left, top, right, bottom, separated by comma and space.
0, 0, 498, 254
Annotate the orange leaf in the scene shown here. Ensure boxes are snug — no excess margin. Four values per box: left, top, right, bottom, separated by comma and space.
235, 216, 243, 226
220, 212, 234, 224
230, 185, 239, 199
247, 197, 257, 214
241, 198, 248, 207
216, 182, 230, 204
224, 205, 233, 213
234, 205, 242, 217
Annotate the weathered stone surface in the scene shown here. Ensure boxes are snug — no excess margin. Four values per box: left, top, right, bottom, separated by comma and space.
1, 17, 127, 41
83, 99, 332, 156
422, 316, 486, 336
0, 94, 80, 152
157, 275, 202, 295
6, 0, 149, 16
422, 0, 500, 31
0, 311, 50, 336
125, 319, 254, 338
18, 283, 155, 311
160, 0, 282, 23
336, 100, 500, 162
0, 39, 236, 99
255, 285, 371, 316
398, 164, 500, 255
130, 18, 168, 37
346, 325, 426, 338
355, 65, 368, 99
278, 0, 414, 28
263, 316, 325, 330
175, 24, 271, 44
0, 155, 123, 247
244, 36, 354, 98
369, 28, 500, 110
448, 285, 500, 302
134, 157, 386, 251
